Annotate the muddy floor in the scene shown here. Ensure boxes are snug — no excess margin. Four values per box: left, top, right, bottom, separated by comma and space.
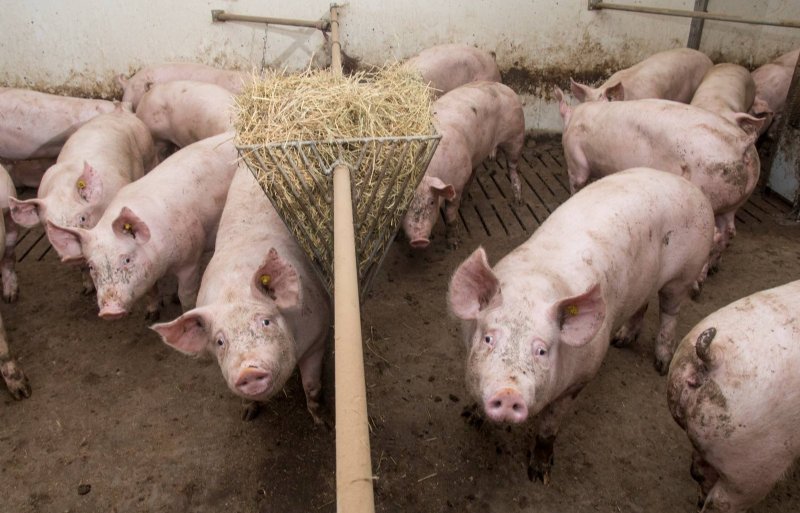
2, 137, 799, 513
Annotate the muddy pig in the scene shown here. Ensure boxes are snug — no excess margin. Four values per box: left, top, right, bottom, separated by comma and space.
152, 165, 331, 423
117, 63, 249, 109
0, 87, 115, 161
668, 280, 800, 513
46, 132, 238, 320
448, 168, 714, 483
135, 80, 234, 150
402, 81, 524, 249
556, 90, 761, 274
570, 48, 712, 103
690, 64, 756, 127
0, 164, 29, 399
750, 48, 799, 137
403, 44, 501, 97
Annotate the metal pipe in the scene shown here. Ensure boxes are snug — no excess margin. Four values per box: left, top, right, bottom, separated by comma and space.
686, 0, 709, 50
588, 1, 800, 29
329, 4, 377, 513
211, 9, 330, 31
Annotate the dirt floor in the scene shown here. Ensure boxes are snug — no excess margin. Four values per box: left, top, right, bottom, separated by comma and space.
2, 136, 799, 513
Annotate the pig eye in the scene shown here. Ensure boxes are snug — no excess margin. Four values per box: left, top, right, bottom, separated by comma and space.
79, 215, 87, 224
216, 337, 224, 347
483, 335, 493, 345
262, 319, 270, 327
535, 347, 547, 356
123, 257, 131, 265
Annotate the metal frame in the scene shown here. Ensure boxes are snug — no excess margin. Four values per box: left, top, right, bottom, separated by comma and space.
211, 10, 330, 31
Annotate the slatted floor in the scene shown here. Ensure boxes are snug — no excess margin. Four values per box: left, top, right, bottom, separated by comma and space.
13, 139, 792, 263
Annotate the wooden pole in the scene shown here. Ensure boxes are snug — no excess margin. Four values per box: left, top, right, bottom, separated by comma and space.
329, 5, 377, 513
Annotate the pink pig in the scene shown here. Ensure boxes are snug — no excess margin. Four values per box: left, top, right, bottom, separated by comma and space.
556, 90, 761, 273
570, 48, 712, 103
750, 48, 799, 137
690, 64, 756, 126
46, 132, 238, 320
0, 164, 28, 399
0, 87, 115, 161
402, 81, 524, 249
668, 280, 800, 513
449, 168, 714, 483
135, 80, 234, 149
403, 44, 501, 97
117, 63, 249, 109
152, 166, 331, 422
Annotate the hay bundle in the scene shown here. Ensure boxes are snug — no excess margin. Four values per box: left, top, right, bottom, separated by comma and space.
234, 65, 438, 293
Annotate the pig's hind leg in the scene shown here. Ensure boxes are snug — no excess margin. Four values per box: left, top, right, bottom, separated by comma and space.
654, 278, 693, 375
1, 212, 19, 303
611, 303, 648, 347
0, 314, 30, 400
500, 132, 525, 204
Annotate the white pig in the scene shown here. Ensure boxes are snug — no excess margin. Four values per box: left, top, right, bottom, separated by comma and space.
0, 164, 28, 399
403, 44, 501, 97
690, 64, 756, 126
0, 87, 115, 161
46, 132, 238, 320
152, 165, 331, 422
555, 90, 762, 272
750, 48, 799, 137
117, 63, 249, 109
668, 280, 800, 513
448, 168, 714, 483
570, 48, 712, 103
402, 81, 524, 249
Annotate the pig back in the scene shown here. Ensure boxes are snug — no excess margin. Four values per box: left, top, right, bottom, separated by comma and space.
690, 64, 755, 118
404, 44, 500, 96
433, 82, 523, 166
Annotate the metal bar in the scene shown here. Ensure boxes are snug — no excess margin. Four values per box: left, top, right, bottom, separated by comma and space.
687, 0, 709, 50
211, 10, 330, 31
588, 1, 800, 29
329, 5, 377, 513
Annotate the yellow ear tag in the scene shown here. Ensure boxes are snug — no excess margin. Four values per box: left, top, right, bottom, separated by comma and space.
77, 179, 86, 190
123, 223, 132, 233
566, 304, 579, 316
260, 274, 271, 287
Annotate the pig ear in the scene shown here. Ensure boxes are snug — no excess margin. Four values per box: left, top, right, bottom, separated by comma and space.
112, 207, 151, 243
732, 112, 765, 143
45, 220, 88, 263
604, 82, 625, 102
448, 247, 502, 320
8, 197, 44, 228
428, 176, 456, 201
151, 309, 210, 355
115, 73, 129, 88
569, 78, 592, 103
554, 86, 572, 124
77, 162, 103, 203
252, 248, 301, 310
552, 283, 605, 347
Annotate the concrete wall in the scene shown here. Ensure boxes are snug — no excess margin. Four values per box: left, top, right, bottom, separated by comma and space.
1, 0, 798, 131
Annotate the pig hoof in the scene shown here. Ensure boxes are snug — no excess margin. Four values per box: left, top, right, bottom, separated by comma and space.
3, 290, 18, 304
707, 263, 720, 276
460, 403, 485, 430
690, 282, 703, 301
2, 362, 31, 400
144, 309, 161, 322
654, 356, 670, 376
527, 459, 553, 485
446, 237, 460, 250
242, 401, 262, 422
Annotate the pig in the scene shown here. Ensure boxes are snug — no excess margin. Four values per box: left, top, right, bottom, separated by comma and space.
570, 48, 712, 103
0, 87, 115, 161
690, 64, 756, 126
555, 90, 762, 273
9, 104, 157, 233
750, 48, 799, 137
45, 132, 238, 321
402, 81, 524, 249
151, 165, 331, 423
402, 44, 501, 97
0, 164, 29, 399
135, 80, 234, 150
448, 168, 714, 483
667, 280, 800, 513
117, 63, 250, 109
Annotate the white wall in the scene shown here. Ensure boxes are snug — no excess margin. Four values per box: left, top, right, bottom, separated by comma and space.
1, 0, 798, 131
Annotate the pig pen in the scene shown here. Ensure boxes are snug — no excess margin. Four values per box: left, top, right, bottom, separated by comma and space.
1, 135, 798, 513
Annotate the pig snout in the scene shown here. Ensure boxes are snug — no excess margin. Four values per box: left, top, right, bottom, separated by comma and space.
485, 388, 529, 423
409, 237, 431, 249
98, 304, 129, 320
234, 365, 273, 397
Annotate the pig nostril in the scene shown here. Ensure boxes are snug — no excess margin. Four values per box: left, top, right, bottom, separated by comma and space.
490, 400, 502, 409
512, 403, 522, 412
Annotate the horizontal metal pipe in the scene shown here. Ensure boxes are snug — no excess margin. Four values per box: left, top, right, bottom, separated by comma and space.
589, 1, 800, 29
211, 10, 330, 31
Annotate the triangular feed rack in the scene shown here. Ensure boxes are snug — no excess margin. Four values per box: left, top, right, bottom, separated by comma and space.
237, 134, 440, 299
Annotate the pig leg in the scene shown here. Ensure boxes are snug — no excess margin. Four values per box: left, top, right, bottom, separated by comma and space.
564, 146, 591, 194
527, 389, 583, 485
175, 262, 202, 312
444, 198, 463, 249
298, 339, 326, 425
691, 263, 710, 300
144, 283, 162, 321
0, 314, 30, 400
701, 476, 764, 513
654, 280, 692, 375
80, 266, 95, 295
500, 134, 525, 205
241, 401, 262, 422
691, 450, 719, 508
611, 303, 648, 347
708, 215, 730, 274
1, 212, 19, 303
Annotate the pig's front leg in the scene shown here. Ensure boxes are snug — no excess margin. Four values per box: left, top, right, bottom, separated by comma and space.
144, 283, 162, 321
0, 316, 30, 400
80, 266, 95, 296
298, 338, 327, 425
444, 198, 462, 249
527, 388, 583, 485
1, 212, 18, 303
175, 262, 202, 312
